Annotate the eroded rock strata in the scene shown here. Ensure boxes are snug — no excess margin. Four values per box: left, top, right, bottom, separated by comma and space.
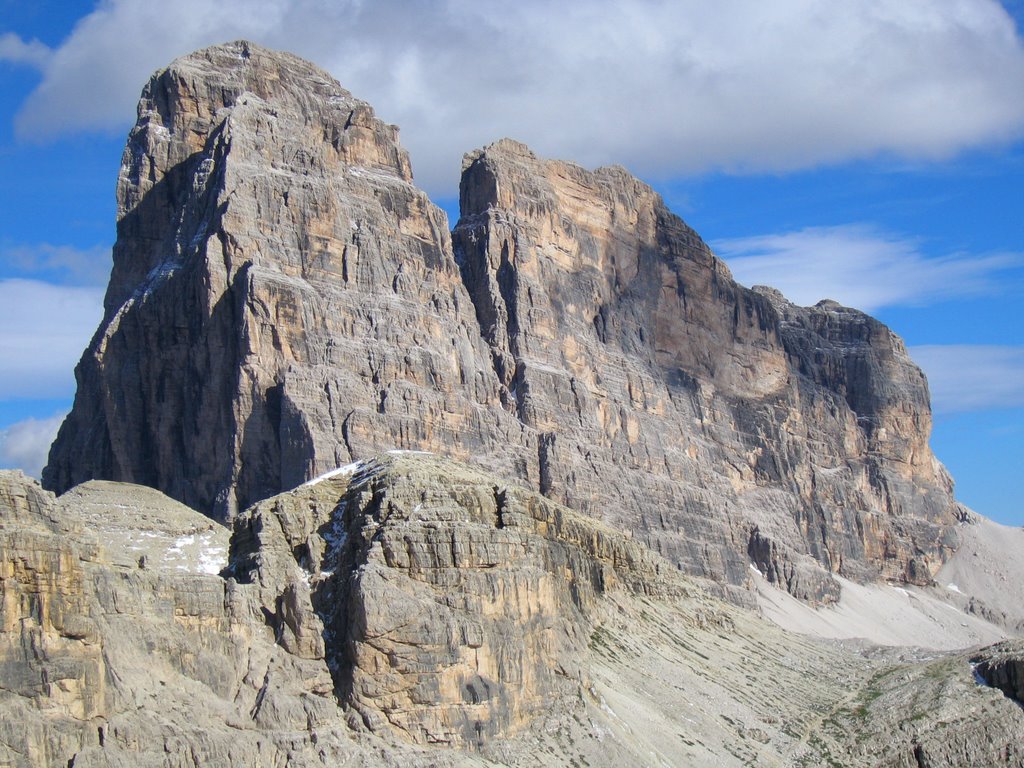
228, 452, 677, 746
3, 464, 1023, 767
45, 40, 959, 604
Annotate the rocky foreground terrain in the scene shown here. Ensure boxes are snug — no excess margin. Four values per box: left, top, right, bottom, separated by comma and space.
2, 41, 1022, 766
3, 460, 1024, 766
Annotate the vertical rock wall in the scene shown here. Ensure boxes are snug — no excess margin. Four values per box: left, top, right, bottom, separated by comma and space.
43, 41, 513, 519
452, 140, 958, 599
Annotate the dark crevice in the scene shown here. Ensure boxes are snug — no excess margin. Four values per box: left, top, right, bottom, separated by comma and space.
971, 654, 1024, 709
538, 433, 556, 497
496, 240, 519, 349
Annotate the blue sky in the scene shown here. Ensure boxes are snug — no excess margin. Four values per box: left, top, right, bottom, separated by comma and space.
1, 0, 1022, 526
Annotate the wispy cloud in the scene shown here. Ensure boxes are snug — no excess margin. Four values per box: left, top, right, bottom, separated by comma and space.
8, 0, 1024, 194
910, 345, 1024, 414
0, 32, 51, 69
0, 413, 65, 478
714, 225, 1021, 312
1, 242, 111, 286
0, 279, 104, 400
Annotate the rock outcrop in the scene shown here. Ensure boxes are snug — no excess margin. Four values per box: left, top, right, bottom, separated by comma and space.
974, 644, 1024, 705
228, 451, 679, 746
4, 463, 1023, 767
44, 40, 959, 602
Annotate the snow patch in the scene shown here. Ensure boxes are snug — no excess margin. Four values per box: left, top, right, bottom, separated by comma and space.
138, 261, 181, 300
158, 531, 227, 575
198, 544, 226, 575
946, 583, 963, 594
168, 534, 195, 554
304, 460, 366, 486
302, 450, 433, 492
970, 662, 988, 687
320, 502, 349, 574
347, 165, 406, 185
323, 517, 348, 552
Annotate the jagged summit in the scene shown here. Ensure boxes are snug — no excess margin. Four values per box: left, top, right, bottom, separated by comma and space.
44, 39, 469, 519
47, 40, 956, 604
107, 40, 415, 314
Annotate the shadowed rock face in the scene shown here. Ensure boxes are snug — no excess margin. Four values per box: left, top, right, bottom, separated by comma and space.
974, 646, 1024, 704
45, 41, 958, 600
42, 40, 511, 520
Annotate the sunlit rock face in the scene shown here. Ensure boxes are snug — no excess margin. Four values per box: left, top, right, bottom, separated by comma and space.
45, 41, 959, 601
228, 452, 678, 746
453, 138, 958, 600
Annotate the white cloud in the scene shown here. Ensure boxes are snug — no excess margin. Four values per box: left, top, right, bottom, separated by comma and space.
0, 32, 51, 68
910, 345, 1024, 414
0, 279, 104, 400
714, 224, 1021, 312
9, 0, 1024, 195
1, 242, 111, 286
0, 413, 65, 478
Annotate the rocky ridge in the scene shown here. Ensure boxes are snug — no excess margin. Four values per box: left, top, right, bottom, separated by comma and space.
4, 464, 1024, 767
42, 41, 964, 606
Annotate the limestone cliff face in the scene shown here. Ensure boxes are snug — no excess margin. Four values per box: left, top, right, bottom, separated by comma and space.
228, 452, 677, 746
453, 139, 958, 599
0, 460, 710, 761
45, 41, 958, 600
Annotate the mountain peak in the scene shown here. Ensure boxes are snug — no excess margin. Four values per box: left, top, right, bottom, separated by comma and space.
48, 41, 955, 604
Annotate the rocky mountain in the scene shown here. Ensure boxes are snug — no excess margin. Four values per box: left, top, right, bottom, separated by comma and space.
43, 41, 961, 608
7, 40, 1024, 767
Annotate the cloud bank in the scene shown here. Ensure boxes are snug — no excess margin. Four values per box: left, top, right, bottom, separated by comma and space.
0, 279, 104, 400
9, 0, 1024, 194
0, 31, 51, 68
0, 413, 65, 478
715, 225, 1021, 312
1, 242, 112, 286
911, 345, 1024, 415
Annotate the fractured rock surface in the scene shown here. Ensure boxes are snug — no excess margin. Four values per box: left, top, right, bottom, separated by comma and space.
4, 464, 1023, 767
229, 451, 675, 746
44, 40, 959, 602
